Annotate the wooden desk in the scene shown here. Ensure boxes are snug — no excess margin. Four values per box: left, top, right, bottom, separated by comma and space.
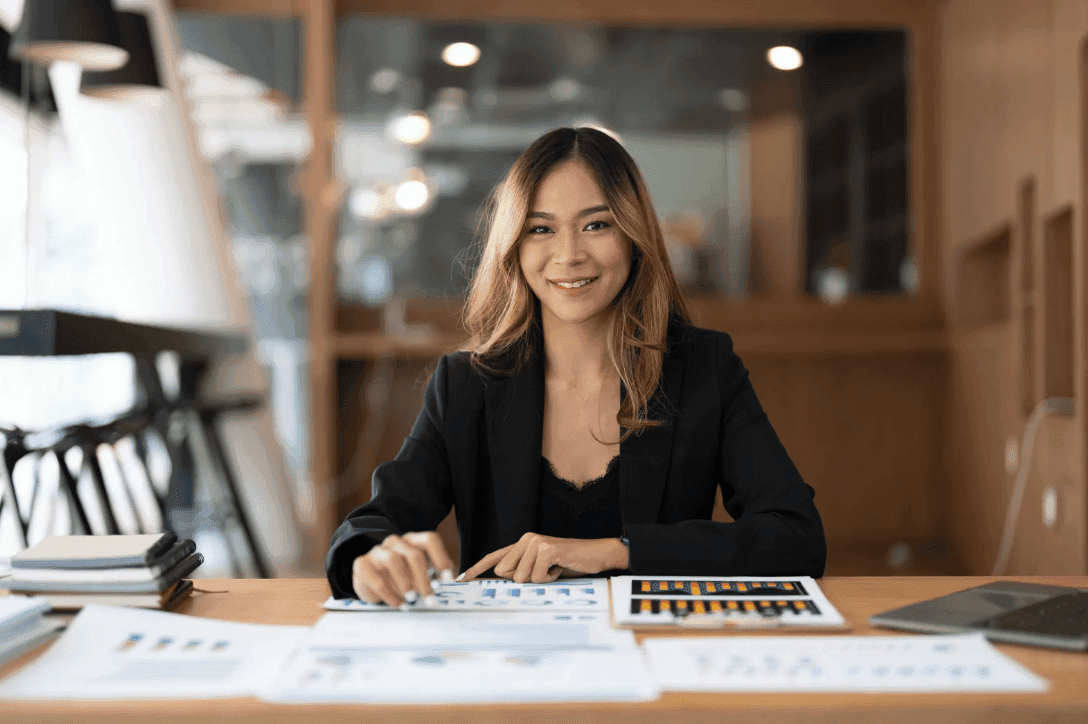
2, 576, 1086, 723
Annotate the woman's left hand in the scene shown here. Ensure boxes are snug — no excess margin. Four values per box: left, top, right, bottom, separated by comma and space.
459, 533, 629, 583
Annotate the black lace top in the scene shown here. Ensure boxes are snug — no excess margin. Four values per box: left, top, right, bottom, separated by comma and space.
536, 455, 624, 540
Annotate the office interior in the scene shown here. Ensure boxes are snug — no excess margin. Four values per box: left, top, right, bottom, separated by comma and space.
0, 0, 1085, 583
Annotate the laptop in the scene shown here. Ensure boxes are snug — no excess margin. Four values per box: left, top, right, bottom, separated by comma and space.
869, 580, 1088, 651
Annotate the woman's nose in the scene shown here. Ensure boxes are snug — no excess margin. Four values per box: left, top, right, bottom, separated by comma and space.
554, 228, 587, 263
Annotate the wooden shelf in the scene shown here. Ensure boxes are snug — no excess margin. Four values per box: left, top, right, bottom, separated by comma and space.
685, 294, 946, 330
953, 222, 1012, 330
732, 328, 946, 356
330, 297, 948, 360
335, 330, 467, 359
331, 327, 947, 360
1040, 206, 1074, 400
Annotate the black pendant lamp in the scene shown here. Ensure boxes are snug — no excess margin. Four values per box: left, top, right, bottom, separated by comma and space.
0, 25, 59, 112
80, 11, 162, 98
9, 0, 129, 71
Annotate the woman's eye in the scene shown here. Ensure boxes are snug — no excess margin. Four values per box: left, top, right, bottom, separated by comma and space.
528, 225, 551, 235
585, 220, 610, 231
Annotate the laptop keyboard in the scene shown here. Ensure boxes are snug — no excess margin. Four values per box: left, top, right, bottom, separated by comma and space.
981, 591, 1088, 637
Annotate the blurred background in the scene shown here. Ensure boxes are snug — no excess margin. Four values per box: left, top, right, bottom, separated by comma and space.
0, 0, 1085, 580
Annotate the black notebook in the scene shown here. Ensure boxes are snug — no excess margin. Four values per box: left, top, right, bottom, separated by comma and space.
0, 552, 204, 594
10, 532, 178, 569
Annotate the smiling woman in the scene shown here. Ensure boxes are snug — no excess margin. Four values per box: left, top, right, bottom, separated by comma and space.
326, 127, 826, 606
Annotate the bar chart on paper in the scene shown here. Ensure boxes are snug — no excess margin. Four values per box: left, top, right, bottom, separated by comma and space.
610, 576, 849, 628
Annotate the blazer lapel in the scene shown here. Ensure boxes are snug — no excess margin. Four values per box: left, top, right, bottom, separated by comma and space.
485, 352, 544, 546
620, 351, 684, 526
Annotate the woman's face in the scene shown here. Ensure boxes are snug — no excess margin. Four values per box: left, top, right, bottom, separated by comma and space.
518, 160, 633, 332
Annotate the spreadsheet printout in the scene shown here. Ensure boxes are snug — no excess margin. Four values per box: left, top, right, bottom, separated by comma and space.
642, 633, 1048, 692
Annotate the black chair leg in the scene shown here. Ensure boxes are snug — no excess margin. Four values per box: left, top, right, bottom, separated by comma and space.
105, 444, 149, 534
0, 448, 28, 548
54, 450, 92, 535
129, 433, 171, 532
81, 444, 121, 535
198, 411, 270, 578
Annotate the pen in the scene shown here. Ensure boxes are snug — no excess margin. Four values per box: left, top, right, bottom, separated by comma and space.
401, 567, 455, 609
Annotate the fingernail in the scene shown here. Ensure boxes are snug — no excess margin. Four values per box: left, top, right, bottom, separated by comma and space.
398, 601, 411, 611
455, 573, 465, 582
440, 569, 454, 583
424, 595, 438, 607
404, 590, 419, 603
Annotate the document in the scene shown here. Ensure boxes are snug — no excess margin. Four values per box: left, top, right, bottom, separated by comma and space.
0, 605, 306, 700
610, 575, 849, 628
324, 577, 609, 613
263, 610, 659, 704
641, 632, 1049, 692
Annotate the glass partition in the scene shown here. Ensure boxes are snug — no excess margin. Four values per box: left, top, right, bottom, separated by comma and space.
333, 19, 910, 311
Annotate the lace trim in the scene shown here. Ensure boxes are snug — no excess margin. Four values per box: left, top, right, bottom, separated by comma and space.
542, 455, 620, 491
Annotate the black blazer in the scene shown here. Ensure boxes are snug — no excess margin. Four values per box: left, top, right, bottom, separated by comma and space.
326, 323, 826, 598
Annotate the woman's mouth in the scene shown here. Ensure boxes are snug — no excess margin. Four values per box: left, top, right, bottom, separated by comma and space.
551, 276, 598, 290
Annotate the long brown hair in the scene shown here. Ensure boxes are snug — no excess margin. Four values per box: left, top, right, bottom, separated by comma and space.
462, 127, 690, 439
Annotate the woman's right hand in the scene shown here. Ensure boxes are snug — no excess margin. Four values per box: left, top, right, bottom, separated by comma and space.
351, 532, 456, 607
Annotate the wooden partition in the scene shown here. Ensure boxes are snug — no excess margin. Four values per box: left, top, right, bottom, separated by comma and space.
941, 0, 1088, 575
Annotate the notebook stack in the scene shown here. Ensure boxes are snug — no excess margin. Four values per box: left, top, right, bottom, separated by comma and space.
0, 597, 63, 666
0, 532, 202, 612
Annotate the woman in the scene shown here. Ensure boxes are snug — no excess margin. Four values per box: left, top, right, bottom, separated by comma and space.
326, 127, 825, 605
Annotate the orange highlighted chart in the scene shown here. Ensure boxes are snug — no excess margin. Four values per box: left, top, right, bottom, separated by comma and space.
609, 576, 849, 630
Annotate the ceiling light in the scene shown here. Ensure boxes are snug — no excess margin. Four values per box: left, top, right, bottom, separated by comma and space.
369, 68, 400, 94
388, 111, 431, 145
549, 77, 581, 102
393, 179, 429, 212
357, 255, 392, 303
767, 46, 803, 71
718, 88, 749, 113
441, 42, 480, 67
349, 187, 384, 219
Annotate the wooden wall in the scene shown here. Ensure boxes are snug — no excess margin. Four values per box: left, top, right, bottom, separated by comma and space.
749, 114, 804, 296
940, 0, 1088, 574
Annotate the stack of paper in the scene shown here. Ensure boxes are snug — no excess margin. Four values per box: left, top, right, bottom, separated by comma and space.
0, 597, 64, 666
0, 533, 202, 611
0, 605, 307, 700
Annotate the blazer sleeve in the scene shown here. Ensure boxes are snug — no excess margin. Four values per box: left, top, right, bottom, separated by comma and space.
625, 333, 827, 577
324, 354, 456, 598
